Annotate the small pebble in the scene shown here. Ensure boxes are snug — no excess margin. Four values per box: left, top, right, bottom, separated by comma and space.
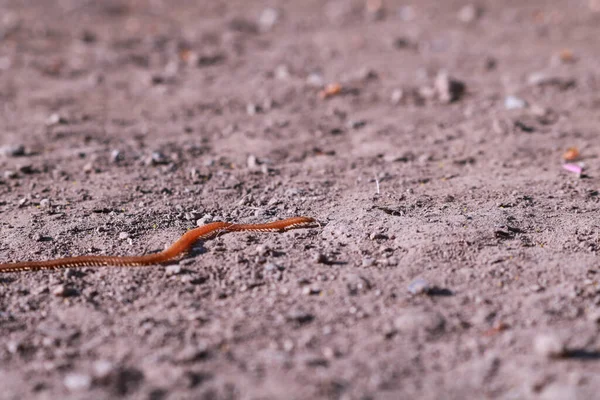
504, 95, 527, 110
118, 232, 130, 240
197, 215, 213, 226
64, 269, 76, 279
435, 71, 465, 103
347, 120, 366, 129
275, 64, 290, 80
39, 198, 51, 208
314, 253, 330, 264
457, 4, 481, 23
255, 244, 270, 256
6, 341, 20, 354
369, 231, 388, 240
362, 257, 375, 267
407, 278, 430, 295
175, 344, 210, 363
83, 163, 94, 173
4, 170, 17, 179
258, 7, 279, 32
64, 373, 92, 391
0, 144, 25, 157
306, 73, 324, 87
52, 284, 76, 297
264, 263, 277, 272
110, 149, 122, 163
93, 360, 114, 379
247, 154, 258, 168
534, 333, 566, 358
390, 89, 403, 104
302, 286, 321, 296
46, 113, 67, 126
319, 83, 342, 99
264, 262, 284, 272
554, 49, 576, 64
149, 151, 168, 165
246, 103, 259, 116
165, 265, 182, 276
530, 284, 545, 293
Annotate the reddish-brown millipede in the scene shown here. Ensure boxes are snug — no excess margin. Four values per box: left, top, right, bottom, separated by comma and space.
0, 216, 317, 273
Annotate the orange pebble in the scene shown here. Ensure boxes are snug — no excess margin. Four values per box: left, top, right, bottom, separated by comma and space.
319, 83, 342, 99
563, 147, 580, 161
558, 49, 575, 63
179, 48, 194, 63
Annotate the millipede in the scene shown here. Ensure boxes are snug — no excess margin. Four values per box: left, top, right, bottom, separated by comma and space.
0, 216, 317, 273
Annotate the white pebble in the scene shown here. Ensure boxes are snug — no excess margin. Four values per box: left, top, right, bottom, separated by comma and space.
504, 95, 527, 110
407, 278, 430, 295
534, 334, 565, 358
306, 73, 324, 87
0, 144, 25, 157
46, 113, 67, 126
275, 64, 290, 80
52, 285, 67, 297
118, 232, 129, 240
458, 4, 479, 23
390, 89, 403, 104
247, 154, 258, 168
110, 149, 122, 163
196, 214, 213, 226
258, 7, 279, 31
362, 257, 375, 267
92, 360, 113, 379
165, 265, 182, 276
246, 103, 258, 116
64, 373, 92, 391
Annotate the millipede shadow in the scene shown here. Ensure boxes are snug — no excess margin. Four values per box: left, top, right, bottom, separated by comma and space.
563, 350, 600, 361
187, 243, 208, 258
427, 287, 454, 297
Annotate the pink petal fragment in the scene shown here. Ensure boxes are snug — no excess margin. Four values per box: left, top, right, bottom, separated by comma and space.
562, 163, 583, 175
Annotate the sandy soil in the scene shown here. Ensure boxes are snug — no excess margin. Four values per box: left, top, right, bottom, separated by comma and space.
1, 0, 600, 399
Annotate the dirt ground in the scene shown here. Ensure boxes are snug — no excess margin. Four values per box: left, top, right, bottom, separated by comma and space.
1, 0, 600, 399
